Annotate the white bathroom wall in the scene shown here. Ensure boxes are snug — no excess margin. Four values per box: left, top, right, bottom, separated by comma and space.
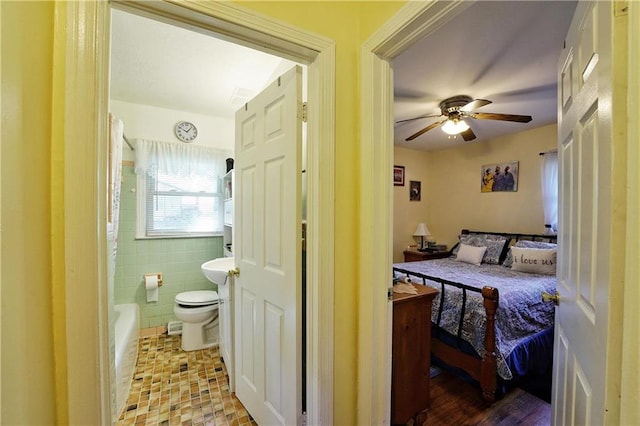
110, 100, 234, 160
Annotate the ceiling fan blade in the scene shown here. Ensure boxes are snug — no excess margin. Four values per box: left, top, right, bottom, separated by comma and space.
460, 98, 492, 112
396, 113, 442, 124
405, 119, 447, 141
471, 112, 532, 123
460, 128, 476, 141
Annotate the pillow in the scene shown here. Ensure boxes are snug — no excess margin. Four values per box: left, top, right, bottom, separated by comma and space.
503, 240, 557, 267
510, 247, 557, 274
455, 243, 487, 265
450, 234, 509, 264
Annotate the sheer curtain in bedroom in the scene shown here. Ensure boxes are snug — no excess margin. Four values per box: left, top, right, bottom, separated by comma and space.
541, 151, 558, 234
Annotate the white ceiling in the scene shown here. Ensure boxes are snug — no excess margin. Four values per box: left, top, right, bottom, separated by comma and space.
393, 1, 576, 151
110, 8, 297, 119
111, 2, 576, 151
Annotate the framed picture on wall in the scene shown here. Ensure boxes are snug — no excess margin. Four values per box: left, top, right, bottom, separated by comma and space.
481, 161, 519, 192
409, 180, 421, 201
394, 165, 405, 186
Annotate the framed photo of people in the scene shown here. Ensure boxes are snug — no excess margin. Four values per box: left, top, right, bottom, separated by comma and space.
481, 161, 518, 192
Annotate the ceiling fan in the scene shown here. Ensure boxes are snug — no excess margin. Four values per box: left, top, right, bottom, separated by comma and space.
397, 95, 532, 142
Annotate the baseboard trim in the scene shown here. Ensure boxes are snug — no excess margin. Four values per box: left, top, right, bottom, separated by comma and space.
139, 326, 167, 338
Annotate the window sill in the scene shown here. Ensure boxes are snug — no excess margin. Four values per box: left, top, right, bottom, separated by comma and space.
135, 233, 222, 240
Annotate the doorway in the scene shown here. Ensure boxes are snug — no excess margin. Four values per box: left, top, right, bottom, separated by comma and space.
361, 1, 630, 424
109, 6, 304, 421
59, 1, 335, 424
361, 1, 564, 423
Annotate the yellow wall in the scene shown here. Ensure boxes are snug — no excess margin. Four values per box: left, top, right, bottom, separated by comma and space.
1, 1, 58, 424
12, 1, 636, 424
239, 2, 405, 423
2, 0, 406, 424
393, 148, 431, 262
393, 124, 558, 261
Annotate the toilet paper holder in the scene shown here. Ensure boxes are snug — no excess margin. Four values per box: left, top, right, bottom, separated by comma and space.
143, 273, 163, 286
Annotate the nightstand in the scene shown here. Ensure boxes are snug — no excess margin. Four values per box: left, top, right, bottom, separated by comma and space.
403, 248, 449, 262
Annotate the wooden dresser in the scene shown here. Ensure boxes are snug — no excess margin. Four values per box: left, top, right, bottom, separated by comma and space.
392, 284, 438, 425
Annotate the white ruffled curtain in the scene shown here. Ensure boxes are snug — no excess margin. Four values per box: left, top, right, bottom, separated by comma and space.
541, 152, 558, 234
134, 139, 228, 178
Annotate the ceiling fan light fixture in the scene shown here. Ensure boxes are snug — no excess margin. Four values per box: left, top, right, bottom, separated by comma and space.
441, 118, 469, 135
403, 96, 530, 142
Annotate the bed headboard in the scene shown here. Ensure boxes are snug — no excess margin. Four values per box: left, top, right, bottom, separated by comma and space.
455, 229, 557, 264
460, 229, 558, 244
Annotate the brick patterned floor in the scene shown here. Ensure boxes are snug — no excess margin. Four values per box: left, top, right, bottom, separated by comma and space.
117, 334, 256, 426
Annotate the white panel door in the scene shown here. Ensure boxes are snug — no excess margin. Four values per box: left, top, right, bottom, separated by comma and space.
554, 3, 612, 425
234, 66, 302, 426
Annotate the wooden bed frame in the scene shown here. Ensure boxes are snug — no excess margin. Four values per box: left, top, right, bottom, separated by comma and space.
394, 229, 557, 404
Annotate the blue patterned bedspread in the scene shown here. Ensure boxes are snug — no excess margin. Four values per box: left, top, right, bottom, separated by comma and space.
393, 258, 556, 380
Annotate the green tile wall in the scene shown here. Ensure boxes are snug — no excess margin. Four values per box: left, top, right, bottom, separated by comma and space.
114, 165, 223, 328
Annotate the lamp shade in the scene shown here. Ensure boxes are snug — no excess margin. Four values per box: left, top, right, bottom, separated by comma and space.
413, 223, 430, 237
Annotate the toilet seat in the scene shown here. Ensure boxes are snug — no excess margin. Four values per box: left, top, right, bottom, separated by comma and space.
175, 290, 219, 307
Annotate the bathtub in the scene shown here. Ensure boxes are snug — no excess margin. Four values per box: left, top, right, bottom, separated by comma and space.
114, 303, 139, 418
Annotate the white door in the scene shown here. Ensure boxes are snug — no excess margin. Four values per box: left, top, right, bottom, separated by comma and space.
554, 2, 613, 424
234, 66, 303, 425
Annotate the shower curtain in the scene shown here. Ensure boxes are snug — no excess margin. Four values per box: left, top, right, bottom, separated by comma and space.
108, 113, 125, 419
109, 113, 124, 258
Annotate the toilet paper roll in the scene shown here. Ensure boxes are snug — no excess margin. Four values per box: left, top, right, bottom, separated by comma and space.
145, 274, 159, 303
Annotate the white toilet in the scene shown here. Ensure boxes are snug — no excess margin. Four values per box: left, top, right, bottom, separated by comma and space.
173, 290, 219, 351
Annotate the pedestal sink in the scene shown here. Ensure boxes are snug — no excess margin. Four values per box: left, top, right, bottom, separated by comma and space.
201, 257, 235, 285
203, 256, 236, 393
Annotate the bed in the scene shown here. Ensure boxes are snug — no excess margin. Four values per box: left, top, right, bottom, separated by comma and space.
392, 230, 558, 403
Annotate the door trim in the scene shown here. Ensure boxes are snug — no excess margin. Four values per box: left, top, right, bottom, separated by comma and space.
621, 4, 640, 423
57, 1, 335, 423
54, 2, 112, 423
358, 1, 475, 423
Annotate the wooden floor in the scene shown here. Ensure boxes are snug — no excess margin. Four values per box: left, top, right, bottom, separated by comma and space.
420, 371, 551, 425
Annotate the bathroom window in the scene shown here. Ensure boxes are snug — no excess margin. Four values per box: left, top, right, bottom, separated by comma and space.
134, 139, 229, 238
142, 172, 220, 236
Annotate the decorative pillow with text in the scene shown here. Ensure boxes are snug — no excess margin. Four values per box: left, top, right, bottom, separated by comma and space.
510, 247, 557, 275
503, 240, 557, 268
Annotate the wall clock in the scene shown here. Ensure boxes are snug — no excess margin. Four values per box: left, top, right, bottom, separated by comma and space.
175, 121, 198, 143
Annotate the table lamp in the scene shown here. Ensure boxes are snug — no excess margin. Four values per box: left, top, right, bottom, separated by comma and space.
413, 223, 430, 252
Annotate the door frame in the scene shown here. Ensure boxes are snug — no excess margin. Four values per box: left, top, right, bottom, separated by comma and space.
621, 3, 640, 422
359, 1, 637, 424
358, 2, 475, 422
56, 1, 335, 424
